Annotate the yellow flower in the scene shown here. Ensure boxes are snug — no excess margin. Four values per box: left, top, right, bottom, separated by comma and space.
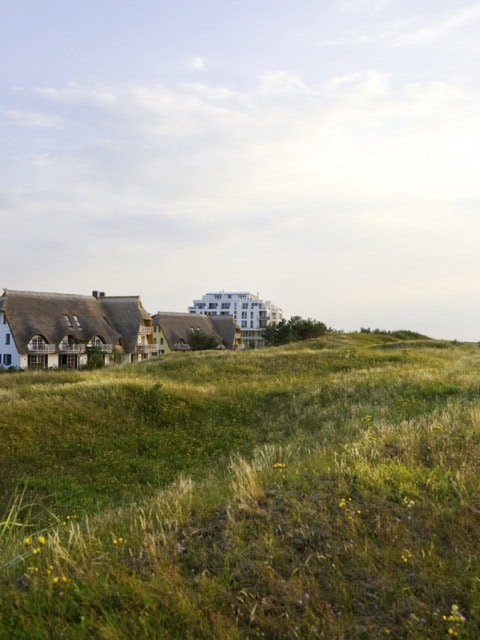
38, 535, 46, 545
273, 463, 286, 469
23, 537, 31, 546
32, 547, 41, 555
52, 576, 59, 583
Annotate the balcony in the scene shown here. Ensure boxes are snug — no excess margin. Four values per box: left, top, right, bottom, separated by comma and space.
59, 343, 86, 353
136, 344, 158, 353
139, 326, 153, 335
88, 344, 113, 353
174, 342, 191, 351
28, 343, 56, 353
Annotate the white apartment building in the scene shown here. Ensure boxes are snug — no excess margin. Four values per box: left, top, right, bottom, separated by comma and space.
188, 292, 283, 348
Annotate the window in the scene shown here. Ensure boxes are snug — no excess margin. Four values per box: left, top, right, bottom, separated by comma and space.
64, 315, 73, 328
89, 336, 103, 347
5, 333, 10, 345
3, 354, 12, 365
250, 321, 254, 328
31, 335, 46, 350
208, 303, 218, 309
241, 321, 247, 328
241, 312, 247, 319
250, 311, 254, 318
1, 312, 6, 324
214, 294, 222, 299
73, 315, 82, 328
221, 303, 230, 309
28, 354, 47, 369
242, 303, 248, 309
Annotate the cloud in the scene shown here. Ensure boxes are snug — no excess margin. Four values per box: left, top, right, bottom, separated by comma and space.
187, 56, 207, 71
393, 4, 480, 46
19, 82, 117, 106
3, 73, 480, 336
5, 110, 64, 128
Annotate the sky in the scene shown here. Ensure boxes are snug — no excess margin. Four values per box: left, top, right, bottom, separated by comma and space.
2, 0, 480, 340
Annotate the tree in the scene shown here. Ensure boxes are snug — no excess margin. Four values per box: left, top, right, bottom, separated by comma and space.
188, 330, 220, 351
264, 316, 329, 346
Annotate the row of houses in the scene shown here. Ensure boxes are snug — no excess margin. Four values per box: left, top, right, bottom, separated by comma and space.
0, 289, 245, 370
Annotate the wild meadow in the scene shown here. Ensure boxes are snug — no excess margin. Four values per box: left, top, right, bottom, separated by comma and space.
1, 332, 479, 638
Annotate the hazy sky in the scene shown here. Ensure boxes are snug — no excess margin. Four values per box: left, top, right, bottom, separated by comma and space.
2, 0, 480, 339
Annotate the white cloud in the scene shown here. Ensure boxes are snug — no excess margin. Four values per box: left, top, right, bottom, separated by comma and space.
3, 72, 480, 337
23, 82, 117, 106
5, 110, 63, 128
258, 71, 310, 95
187, 56, 207, 71
393, 4, 480, 46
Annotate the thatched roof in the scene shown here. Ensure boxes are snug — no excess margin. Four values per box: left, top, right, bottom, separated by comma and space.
151, 312, 224, 349
0, 289, 122, 352
99, 296, 151, 353
210, 315, 243, 349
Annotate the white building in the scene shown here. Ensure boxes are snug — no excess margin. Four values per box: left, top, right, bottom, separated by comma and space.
188, 292, 283, 348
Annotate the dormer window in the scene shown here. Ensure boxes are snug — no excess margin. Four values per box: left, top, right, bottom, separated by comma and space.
89, 336, 103, 347
73, 315, 82, 328
64, 315, 72, 328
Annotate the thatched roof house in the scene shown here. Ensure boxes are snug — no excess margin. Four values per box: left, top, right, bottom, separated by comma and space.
0, 289, 157, 369
98, 295, 154, 355
151, 312, 223, 351
210, 315, 244, 349
151, 312, 243, 351
0, 289, 121, 353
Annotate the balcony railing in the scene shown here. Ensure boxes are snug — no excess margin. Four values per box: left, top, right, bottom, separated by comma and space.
174, 343, 191, 351
28, 343, 56, 353
136, 344, 158, 353
139, 326, 153, 335
88, 344, 113, 353
59, 343, 86, 353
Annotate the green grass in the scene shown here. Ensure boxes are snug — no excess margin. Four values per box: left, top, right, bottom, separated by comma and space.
1, 334, 480, 638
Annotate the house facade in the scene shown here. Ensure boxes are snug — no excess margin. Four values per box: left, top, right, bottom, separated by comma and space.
0, 289, 158, 370
188, 291, 283, 348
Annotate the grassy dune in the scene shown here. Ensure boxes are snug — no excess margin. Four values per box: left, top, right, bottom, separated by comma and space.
1, 333, 479, 638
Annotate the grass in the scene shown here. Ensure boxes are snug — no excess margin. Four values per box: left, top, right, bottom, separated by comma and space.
1, 333, 480, 638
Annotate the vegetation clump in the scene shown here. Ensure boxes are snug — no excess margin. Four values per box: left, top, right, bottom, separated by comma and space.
1, 333, 480, 638
263, 315, 329, 345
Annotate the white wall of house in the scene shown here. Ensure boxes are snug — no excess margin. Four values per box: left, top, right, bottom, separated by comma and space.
0, 312, 21, 368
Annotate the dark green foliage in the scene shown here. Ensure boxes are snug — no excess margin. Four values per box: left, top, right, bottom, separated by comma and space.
188, 329, 219, 351
84, 347, 105, 369
360, 327, 431, 340
264, 316, 328, 346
